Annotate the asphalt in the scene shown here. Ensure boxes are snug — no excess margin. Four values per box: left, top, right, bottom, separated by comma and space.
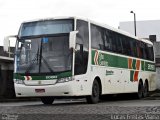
145, 90, 160, 100
0, 90, 160, 102
0, 97, 40, 102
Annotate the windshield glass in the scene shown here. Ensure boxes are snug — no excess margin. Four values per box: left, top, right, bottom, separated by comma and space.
15, 19, 73, 75
19, 19, 73, 37
15, 35, 72, 74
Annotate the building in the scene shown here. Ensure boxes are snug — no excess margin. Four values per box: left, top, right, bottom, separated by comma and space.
0, 46, 15, 98
119, 20, 160, 40
119, 20, 160, 89
154, 42, 160, 89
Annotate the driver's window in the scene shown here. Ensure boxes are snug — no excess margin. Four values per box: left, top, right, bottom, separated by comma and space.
74, 20, 89, 75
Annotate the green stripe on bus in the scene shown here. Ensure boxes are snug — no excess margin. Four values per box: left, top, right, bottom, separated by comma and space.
92, 50, 128, 69
92, 50, 96, 65
132, 59, 136, 70
14, 71, 72, 80
141, 61, 144, 71
92, 49, 155, 72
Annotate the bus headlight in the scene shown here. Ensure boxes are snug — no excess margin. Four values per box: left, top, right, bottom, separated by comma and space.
57, 77, 74, 83
14, 79, 24, 84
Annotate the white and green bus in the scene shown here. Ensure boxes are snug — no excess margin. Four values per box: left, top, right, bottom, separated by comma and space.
4, 17, 156, 104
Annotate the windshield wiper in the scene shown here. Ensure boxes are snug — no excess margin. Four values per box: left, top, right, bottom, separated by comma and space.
25, 44, 55, 75
39, 38, 55, 74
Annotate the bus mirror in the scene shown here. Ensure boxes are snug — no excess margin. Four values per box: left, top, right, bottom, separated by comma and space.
3, 35, 17, 52
69, 31, 78, 49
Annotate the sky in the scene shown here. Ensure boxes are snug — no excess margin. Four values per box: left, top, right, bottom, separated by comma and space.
1, 0, 160, 46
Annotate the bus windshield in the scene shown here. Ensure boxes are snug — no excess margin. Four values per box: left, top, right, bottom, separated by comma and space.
15, 19, 73, 75
19, 19, 73, 37
16, 36, 72, 75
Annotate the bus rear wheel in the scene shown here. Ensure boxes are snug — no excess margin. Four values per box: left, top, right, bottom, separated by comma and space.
41, 97, 54, 105
143, 82, 149, 98
137, 81, 143, 99
86, 80, 100, 104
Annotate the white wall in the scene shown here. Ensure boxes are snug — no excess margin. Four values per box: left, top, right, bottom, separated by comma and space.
154, 42, 160, 90
156, 68, 160, 89
119, 20, 160, 41
154, 42, 160, 57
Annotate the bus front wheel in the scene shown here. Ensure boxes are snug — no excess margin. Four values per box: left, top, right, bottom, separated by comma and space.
41, 97, 54, 105
86, 80, 100, 104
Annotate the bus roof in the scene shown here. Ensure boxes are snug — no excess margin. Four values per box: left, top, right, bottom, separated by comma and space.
21, 16, 75, 23
21, 16, 153, 45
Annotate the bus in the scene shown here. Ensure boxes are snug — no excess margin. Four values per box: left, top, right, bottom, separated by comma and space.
4, 17, 156, 104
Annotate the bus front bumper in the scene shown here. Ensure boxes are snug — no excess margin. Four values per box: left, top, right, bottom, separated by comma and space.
14, 80, 90, 97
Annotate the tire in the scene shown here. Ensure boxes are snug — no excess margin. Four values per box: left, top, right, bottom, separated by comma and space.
86, 80, 100, 104
137, 81, 143, 99
143, 82, 149, 98
41, 97, 54, 105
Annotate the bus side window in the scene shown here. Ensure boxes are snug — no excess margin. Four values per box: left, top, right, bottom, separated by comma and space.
141, 42, 147, 59
104, 30, 112, 51
130, 39, 137, 57
111, 31, 117, 52
145, 43, 154, 61
150, 46, 154, 61
121, 36, 131, 56
116, 34, 123, 54
75, 20, 89, 75
136, 41, 141, 58
91, 24, 104, 50
91, 25, 98, 49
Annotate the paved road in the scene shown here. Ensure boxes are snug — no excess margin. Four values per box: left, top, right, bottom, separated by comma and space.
0, 98, 160, 120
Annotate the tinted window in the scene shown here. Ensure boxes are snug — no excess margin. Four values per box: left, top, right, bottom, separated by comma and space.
121, 36, 131, 56
116, 34, 123, 54
19, 19, 74, 37
130, 39, 137, 57
140, 42, 146, 59
146, 44, 154, 61
75, 20, 89, 75
91, 23, 154, 61
91, 24, 104, 50
104, 30, 117, 52
91, 25, 118, 53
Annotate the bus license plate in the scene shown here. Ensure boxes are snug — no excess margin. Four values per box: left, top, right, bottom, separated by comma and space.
35, 89, 45, 93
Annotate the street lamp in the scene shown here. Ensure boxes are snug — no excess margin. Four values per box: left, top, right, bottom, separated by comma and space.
130, 11, 137, 36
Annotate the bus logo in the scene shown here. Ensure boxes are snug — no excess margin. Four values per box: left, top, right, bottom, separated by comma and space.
148, 64, 155, 71
94, 50, 108, 66
106, 70, 114, 76
46, 76, 57, 80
